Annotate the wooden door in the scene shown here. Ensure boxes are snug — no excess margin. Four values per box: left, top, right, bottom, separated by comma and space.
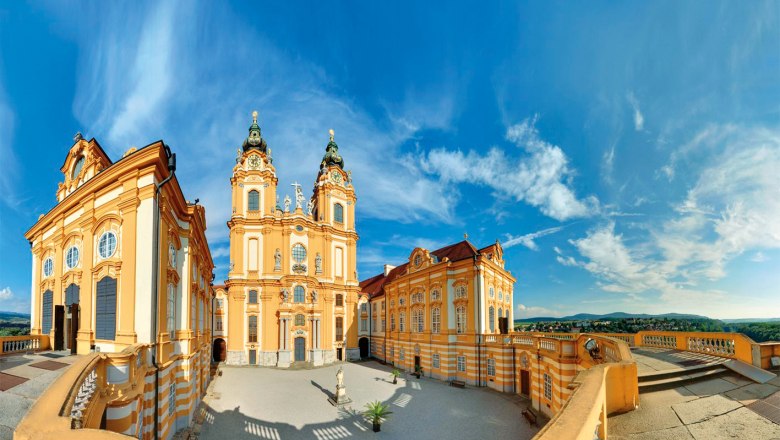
54, 305, 64, 351
294, 337, 305, 362
521, 370, 530, 396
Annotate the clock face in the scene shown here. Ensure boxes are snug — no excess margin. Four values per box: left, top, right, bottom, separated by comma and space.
331, 170, 342, 183
248, 156, 261, 169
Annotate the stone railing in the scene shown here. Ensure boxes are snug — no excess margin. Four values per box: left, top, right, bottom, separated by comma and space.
0, 334, 50, 355
534, 334, 638, 440
640, 334, 677, 349
15, 344, 150, 440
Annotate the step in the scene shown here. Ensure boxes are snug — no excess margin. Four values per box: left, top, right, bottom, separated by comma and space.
639, 366, 728, 392
638, 362, 725, 382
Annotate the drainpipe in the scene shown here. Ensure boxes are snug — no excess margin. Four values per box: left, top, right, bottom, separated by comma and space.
152, 145, 176, 440
474, 255, 482, 387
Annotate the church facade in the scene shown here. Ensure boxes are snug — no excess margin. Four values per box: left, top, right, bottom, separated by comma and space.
222, 112, 361, 367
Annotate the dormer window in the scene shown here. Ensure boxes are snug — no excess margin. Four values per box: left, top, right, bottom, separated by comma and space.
71, 156, 85, 179
414, 254, 422, 267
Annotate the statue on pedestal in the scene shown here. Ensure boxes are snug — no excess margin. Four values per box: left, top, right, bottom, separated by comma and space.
329, 366, 352, 407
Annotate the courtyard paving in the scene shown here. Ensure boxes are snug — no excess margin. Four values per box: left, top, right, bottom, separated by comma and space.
0, 351, 81, 440
197, 360, 538, 440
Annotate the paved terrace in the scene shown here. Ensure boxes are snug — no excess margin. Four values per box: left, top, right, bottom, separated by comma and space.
196, 360, 539, 440
0, 351, 81, 440
610, 348, 780, 440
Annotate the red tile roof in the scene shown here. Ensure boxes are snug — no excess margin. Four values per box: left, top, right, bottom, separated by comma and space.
360, 240, 481, 298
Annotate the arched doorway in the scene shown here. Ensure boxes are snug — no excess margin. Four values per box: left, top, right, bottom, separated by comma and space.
212, 338, 226, 362
359, 337, 369, 359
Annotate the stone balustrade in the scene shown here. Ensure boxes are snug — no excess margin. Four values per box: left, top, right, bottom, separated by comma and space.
0, 334, 50, 355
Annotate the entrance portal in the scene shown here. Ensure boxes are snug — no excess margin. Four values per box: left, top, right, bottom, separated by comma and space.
213, 338, 226, 362
358, 337, 369, 358
54, 305, 64, 351
294, 337, 305, 362
520, 370, 530, 396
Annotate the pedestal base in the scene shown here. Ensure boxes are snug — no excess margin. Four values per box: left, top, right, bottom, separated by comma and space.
328, 385, 352, 407
277, 350, 291, 368
310, 349, 324, 366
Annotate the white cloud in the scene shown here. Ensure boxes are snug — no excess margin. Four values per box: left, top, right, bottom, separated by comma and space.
504, 226, 563, 250
515, 303, 564, 318
751, 252, 768, 263
0, 287, 12, 300
59, 2, 460, 266
560, 124, 780, 312
627, 92, 644, 131
420, 117, 598, 221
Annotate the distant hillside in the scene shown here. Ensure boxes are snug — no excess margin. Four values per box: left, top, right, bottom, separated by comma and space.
721, 318, 780, 323
515, 312, 710, 323
0, 311, 30, 320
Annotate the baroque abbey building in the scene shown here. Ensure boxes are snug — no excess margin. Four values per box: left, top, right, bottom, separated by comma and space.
219, 112, 360, 367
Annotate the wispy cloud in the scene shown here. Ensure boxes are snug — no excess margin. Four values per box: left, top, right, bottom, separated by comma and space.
515, 303, 566, 318
504, 226, 564, 250
0, 287, 12, 300
0, 85, 21, 211
627, 92, 644, 131
420, 116, 599, 221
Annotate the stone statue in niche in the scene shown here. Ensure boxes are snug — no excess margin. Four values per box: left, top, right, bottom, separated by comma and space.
284, 195, 291, 213
281, 288, 289, 303
274, 248, 282, 271
311, 290, 318, 303
315, 253, 322, 274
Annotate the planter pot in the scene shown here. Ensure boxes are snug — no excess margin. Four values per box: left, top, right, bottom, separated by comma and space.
373, 422, 381, 432
414, 373, 420, 379
392, 377, 397, 384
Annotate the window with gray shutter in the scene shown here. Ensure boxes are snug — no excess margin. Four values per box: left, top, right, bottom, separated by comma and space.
65, 283, 80, 305
248, 290, 258, 304
95, 277, 117, 340
41, 290, 53, 334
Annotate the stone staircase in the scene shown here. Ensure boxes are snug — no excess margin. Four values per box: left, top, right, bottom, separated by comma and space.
638, 361, 729, 392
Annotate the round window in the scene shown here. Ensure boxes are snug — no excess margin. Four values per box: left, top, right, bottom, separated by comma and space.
71, 156, 85, 179
295, 225, 304, 232
66, 246, 79, 269
292, 244, 307, 263
43, 257, 54, 277
98, 231, 117, 259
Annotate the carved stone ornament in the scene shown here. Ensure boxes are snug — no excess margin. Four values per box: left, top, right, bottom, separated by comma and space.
292, 263, 307, 274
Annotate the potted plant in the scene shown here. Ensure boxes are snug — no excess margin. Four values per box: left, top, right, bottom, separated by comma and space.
414, 365, 423, 378
390, 368, 402, 384
364, 400, 393, 432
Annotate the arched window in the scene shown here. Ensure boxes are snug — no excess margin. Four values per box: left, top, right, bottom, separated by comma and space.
166, 284, 176, 339
431, 307, 441, 333
489, 287, 494, 298
489, 306, 495, 332
248, 190, 260, 211
499, 291, 503, 301
498, 308, 503, 328
248, 290, 258, 304
295, 314, 305, 326
455, 285, 467, 299
294, 286, 305, 303
431, 289, 441, 301
335, 294, 344, 307
456, 306, 466, 334
96, 276, 117, 340
505, 309, 510, 319
248, 316, 257, 342
98, 231, 117, 259
41, 290, 53, 334
399, 312, 406, 332
334, 203, 344, 223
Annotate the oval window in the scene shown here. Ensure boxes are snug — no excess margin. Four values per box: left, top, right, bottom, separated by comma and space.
98, 231, 117, 259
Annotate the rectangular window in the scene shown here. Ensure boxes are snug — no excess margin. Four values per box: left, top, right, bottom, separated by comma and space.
544, 373, 553, 400
248, 290, 258, 304
391, 314, 395, 331
431, 307, 440, 333
400, 348, 405, 361
169, 382, 176, 416
487, 358, 496, 376
216, 316, 223, 331
335, 247, 344, 278
336, 317, 343, 341
248, 316, 258, 343
334, 203, 344, 223
456, 306, 466, 334
199, 297, 204, 330
432, 353, 440, 369
191, 294, 196, 332
41, 290, 53, 335
399, 313, 405, 332
381, 317, 386, 332
167, 284, 176, 339
217, 298, 224, 310
371, 317, 376, 332
457, 355, 466, 372
336, 294, 343, 307
361, 318, 367, 331
95, 277, 117, 340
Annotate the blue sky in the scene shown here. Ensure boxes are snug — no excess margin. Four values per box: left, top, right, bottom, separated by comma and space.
1, 2, 779, 319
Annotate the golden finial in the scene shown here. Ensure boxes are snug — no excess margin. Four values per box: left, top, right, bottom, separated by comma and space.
329, 129, 335, 141
252, 110, 258, 123
464, 232, 469, 240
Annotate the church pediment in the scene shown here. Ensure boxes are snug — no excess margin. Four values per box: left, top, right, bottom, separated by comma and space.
57, 134, 112, 201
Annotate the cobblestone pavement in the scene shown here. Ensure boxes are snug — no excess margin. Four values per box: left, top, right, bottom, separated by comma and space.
195, 360, 538, 440
0, 351, 81, 440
